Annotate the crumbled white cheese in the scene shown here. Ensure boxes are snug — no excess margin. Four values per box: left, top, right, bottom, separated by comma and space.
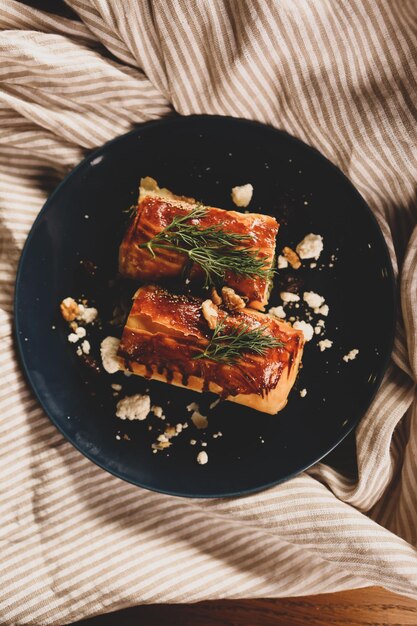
231, 183, 253, 207
300, 388, 307, 398
310, 262, 317, 268
81, 340, 90, 354
268, 305, 286, 319
187, 402, 199, 413
277, 255, 288, 269
68, 333, 79, 343
175, 423, 183, 433
77, 305, 98, 324
111, 383, 122, 391
151, 405, 165, 419
280, 291, 300, 303
296, 233, 323, 260
343, 349, 359, 362
317, 319, 325, 327
197, 451, 208, 465
293, 320, 314, 341
315, 304, 329, 316
191, 410, 208, 430
75, 326, 86, 338
213, 431, 223, 438
116, 393, 151, 421
76, 346, 83, 356
190, 439, 197, 445
314, 325, 323, 335
100, 337, 121, 374
303, 291, 325, 310
318, 339, 333, 352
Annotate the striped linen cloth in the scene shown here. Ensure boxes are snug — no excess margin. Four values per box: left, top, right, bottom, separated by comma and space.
1, 0, 417, 623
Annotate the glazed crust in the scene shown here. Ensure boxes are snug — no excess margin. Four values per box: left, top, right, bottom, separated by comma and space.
117, 285, 304, 414
119, 177, 278, 310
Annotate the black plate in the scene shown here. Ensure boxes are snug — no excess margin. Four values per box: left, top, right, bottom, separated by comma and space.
14, 115, 395, 497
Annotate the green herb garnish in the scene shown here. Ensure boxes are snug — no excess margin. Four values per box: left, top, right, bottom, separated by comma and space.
139, 204, 272, 286
194, 319, 284, 364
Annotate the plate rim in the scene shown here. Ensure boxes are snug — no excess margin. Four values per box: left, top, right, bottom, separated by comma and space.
13, 113, 397, 498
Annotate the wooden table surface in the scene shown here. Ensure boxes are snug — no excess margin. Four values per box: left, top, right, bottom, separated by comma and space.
73, 587, 417, 625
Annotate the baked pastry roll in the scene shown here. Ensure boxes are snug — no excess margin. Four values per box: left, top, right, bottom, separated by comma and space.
119, 177, 278, 310
117, 285, 304, 414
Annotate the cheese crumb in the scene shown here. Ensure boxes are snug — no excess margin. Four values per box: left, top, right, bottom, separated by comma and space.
277, 255, 288, 269
111, 383, 122, 391
187, 402, 199, 413
81, 340, 90, 354
76, 346, 82, 356
191, 410, 208, 430
280, 291, 300, 303
75, 326, 87, 338
343, 349, 359, 362
151, 405, 165, 419
68, 333, 79, 343
314, 325, 323, 335
197, 451, 208, 465
116, 393, 150, 421
190, 439, 197, 445
315, 304, 329, 316
293, 320, 314, 341
318, 339, 333, 352
296, 233, 323, 260
76, 305, 98, 324
268, 305, 286, 319
231, 183, 253, 207
300, 388, 307, 397
100, 337, 120, 374
303, 291, 325, 310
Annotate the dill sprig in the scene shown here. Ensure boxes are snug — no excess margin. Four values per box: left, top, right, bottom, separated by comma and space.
194, 319, 284, 364
139, 205, 272, 286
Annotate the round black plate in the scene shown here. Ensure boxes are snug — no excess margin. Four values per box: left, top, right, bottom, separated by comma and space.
14, 115, 395, 497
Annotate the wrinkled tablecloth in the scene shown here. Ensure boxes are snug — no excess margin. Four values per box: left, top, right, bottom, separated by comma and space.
1, 1, 417, 624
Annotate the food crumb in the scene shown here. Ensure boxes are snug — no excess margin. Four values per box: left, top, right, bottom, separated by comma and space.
81, 340, 90, 354
197, 451, 208, 465
315, 304, 329, 316
75, 326, 86, 338
268, 305, 286, 319
293, 320, 314, 342
343, 349, 359, 362
318, 339, 333, 352
201, 442, 207, 447
296, 233, 323, 260
151, 405, 165, 419
280, 291, 300, 303
116, 393, 150, 421
300, 388, 307, 397
100, 337, 120, 374
277, 255, 288, 269
209, 398, 221, 409
115, 434, 121, 440
191, 410, 208, 430
111, 383, 122, 391
231, 183, 253, 207
76, 346, 82, 356
187, 401, 199, 412
303, 291, 325, 310
190, 439, 197, 445
310, 262, 317, 268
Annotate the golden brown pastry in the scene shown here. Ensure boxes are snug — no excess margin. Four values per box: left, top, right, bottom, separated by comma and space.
119, 177, 278, 310
117, 285, 304, 414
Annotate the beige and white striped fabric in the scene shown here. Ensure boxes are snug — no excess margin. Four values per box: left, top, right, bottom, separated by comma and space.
1, 0, 417, 623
